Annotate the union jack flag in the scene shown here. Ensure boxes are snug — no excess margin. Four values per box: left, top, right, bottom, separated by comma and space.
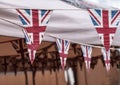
101, 48, 110, 71
88, 9, 120, 51
81, 45, 92, 71
56, 38, 70, 70
17, 9, 52, 64
88, 9, 120, 71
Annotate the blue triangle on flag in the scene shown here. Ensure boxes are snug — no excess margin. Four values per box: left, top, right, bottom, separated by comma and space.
111, 10, 118, 18
90, 16, 98, 26
95, 9, 101, 16
41, 10, 47, 17
25, 9, 31, 15
18, 15, 27, 25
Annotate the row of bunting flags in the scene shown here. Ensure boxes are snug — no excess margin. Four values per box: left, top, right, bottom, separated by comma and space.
16, 9, 120, 72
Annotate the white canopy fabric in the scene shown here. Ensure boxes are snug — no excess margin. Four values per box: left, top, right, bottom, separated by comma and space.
0, 0, 120, 48
84, 0, 120, 9
0, 0, 78, 9
0, 0, 120, 9
62, 0, 120, 9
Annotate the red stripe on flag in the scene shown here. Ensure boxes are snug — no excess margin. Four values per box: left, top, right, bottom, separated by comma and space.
16, 9, 30, 24
88, 9, 101, 25
111, 11, 120, 24
41, 10, 51, 23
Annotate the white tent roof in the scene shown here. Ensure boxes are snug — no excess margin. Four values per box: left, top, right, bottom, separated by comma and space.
0, 0, 79, 9
84, 0, 120, 9
0, 0, 120, 9
0, 0, 120, 48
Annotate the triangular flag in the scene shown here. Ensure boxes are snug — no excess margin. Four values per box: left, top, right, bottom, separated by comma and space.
28, 45, 36, 64
81, 45, 92, 71
17, 9, 52, 64
88, 9, 119, 51
88, 9, 120, 71
101, 48, 110, 71
56, 38, 70, 70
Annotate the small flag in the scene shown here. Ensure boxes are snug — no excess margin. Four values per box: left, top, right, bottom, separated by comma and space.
56, 38, 70, 70
88, 9, 119, 52
81, 45, 92, 71
88, 9, 120, 71
101, 48, 110, 71
17, 9, 52, 64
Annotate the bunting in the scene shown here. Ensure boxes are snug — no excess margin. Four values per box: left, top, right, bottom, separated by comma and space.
81, 45, 92, 71
17, 9, 52, 64
56, 38, 70, 70
88, 9, 120, 71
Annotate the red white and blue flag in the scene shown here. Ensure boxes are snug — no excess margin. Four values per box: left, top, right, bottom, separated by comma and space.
88, 9, 120, 71
56, 38, 70, 70
17, 9, 52, 64
101, 48, 110, 71
81, 45, 92, 71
